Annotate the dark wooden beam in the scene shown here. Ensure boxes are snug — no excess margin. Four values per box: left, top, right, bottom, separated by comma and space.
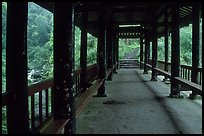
143, 29, 150, 74
164, 9, 169, 80
116, 26, 143, 33
190, 4, 201, 99
96, 10, 107, 97
169, 5, 181, 97
151, 7, 158, 81
53, 2, 75, 133
106, 13, 113, 81
140, 36, 144, 69
6, 2, 29, 134
80, 3, 88, 93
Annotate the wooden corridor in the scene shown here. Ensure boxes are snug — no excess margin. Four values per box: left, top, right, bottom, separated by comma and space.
76, 69, 202, 134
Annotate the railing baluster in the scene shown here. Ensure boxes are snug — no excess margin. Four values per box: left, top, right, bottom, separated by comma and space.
187, 69, 190, 81
51, 87, 54, 114
39, 91, 43, 123
182, 68, 185, 78
199, 71, 202, 85
45, 89, 49, 117
31, 95, 35, 129
185, 68, 187, 79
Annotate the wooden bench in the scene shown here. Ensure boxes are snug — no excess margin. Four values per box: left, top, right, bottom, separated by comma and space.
106, 68, 113, 78
39, 118, 69, 134
75, 78, 104, 117
174, 77, 202, 96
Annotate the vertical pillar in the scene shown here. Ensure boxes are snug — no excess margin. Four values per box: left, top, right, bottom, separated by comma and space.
96, 11, 107, 97
147, 35, 150, 65
112, 25, 117, 73
143, 29, 149, 74
140, 34, 144, 69
116, 28, 119, 69
151, 11, 158, 81
80, 3, 88, 92
53, 3, 75, 133
106, 13, 113, 80
169, 5, 181, 98
189, 4, 201, 99
164, 8, 169, 81
6, 2, 29, 134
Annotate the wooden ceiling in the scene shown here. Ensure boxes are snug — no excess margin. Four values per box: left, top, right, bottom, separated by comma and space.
35, 2, 202, 39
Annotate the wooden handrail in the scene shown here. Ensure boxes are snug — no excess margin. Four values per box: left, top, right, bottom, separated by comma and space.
174, 77, 202, 96
154, 68, 171, 78
28, 78, 54, 96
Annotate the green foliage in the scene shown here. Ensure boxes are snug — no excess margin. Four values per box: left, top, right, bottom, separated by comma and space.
75, 26, 81, 69
157, 37, 165, 61
119, 38, 140, 59
2, 2, 7, 92
27, 2, 53, 84
180, 24, 192, 65
87, 33, 97, 65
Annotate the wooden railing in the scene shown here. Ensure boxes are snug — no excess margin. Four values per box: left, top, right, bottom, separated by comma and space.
143, 60, 202, 96
87, 63, 98, 85
156, 60, 202, 86
1, 63, 100, 133
28, 78, 54, 130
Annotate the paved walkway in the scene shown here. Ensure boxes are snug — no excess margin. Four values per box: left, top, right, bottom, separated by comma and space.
76, 69, 202, 134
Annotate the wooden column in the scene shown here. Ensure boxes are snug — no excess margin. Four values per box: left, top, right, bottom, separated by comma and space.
169, 5, 181, 97
143, 29, 149, 74
116, 28, 119, 69
189, 4, 201, 99
96, 11, 107, 97
80, 4, 88, 92
112, 25, 117, 73
6, 2, 29, 134
106, 13, 113, 80
53, 3, 75, 133
151, 12, 158, 81
140, 35, 144, 69
164, 8, 169, 80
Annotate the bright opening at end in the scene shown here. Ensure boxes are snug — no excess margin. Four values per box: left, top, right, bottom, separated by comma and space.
119, 24, 141, 27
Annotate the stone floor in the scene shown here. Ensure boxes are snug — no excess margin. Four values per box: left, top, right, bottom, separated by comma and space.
76, 68, 202, 134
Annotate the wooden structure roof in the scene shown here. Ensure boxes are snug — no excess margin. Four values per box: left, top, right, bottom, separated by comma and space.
36, 2, 202, 39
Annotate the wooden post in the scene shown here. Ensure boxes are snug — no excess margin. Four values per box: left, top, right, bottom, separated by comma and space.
164, 8, 169, 81
113, 25, 117, 73
96, 11, 107, 97
143, 29, 149, 74
6, 2, 29, 134
80, 3, 88, 92
189, 4, 201, 99
140, 35, 144, 69
151, 11, 158, 81
106, 13, 113, 80
116, 28, 119, 69
53, 3, 75, 133
169, 5, 181, 98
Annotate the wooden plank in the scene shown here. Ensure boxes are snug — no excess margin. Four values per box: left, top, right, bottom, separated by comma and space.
28, 78, 53, 96
106, 68, 113, 77
40, 118, 69, 134
75, 79, 103, 117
